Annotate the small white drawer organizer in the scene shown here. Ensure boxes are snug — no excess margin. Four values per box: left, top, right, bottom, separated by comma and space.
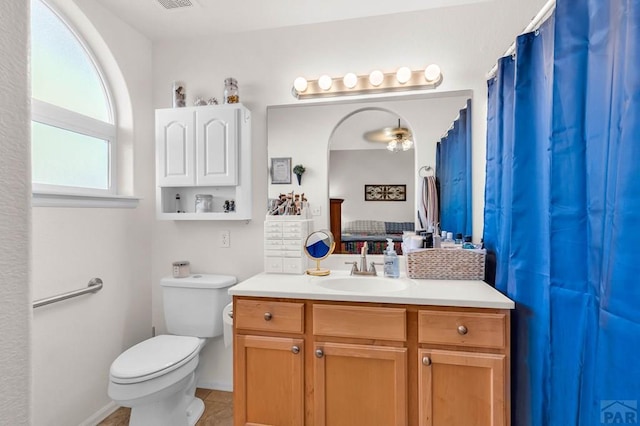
264, 216, 313, 274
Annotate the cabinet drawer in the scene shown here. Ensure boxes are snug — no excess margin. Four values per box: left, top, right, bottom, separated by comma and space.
283, 222, 304, 231
236, 299, 304, 334
418, 310, 506, 349
283, 231, 303, 239
264, 230, 283, 238
264, 257, 283, 273
313, 304, 406, 341
282, 240, 302, 250
265, 240, 284, 249
264, 221, 283, 231
283, 258, 305, 274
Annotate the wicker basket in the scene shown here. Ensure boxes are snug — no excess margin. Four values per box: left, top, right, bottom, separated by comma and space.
406, 249, 486, 280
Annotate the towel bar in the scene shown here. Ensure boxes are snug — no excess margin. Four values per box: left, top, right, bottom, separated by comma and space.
33, 278, 103, 309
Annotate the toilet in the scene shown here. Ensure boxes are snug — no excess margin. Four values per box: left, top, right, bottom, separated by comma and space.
108, 274, 236, 426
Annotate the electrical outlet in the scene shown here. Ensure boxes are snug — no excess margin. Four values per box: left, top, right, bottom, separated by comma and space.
220, 230, 230, 248
311, 205, 321, 216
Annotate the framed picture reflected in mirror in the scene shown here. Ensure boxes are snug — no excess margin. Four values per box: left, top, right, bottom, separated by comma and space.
364, 184, 407, 201
270, 157, 292, 184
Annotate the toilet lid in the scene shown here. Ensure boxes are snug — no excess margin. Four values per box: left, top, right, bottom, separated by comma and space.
110, 335, 201, 382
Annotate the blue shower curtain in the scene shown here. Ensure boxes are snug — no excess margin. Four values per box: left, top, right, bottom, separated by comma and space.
436, 99, 472, 238
484, 1, 640, 424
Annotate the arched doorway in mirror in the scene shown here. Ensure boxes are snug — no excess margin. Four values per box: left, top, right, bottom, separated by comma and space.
328, 108, 416, 255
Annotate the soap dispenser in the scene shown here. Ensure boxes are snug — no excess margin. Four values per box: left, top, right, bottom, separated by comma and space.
384, 238, 400, 278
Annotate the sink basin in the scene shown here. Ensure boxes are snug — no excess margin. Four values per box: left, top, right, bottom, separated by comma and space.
316, 276, 411, 293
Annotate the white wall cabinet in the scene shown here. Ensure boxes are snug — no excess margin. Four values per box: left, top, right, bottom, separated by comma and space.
155, 104, 251, 220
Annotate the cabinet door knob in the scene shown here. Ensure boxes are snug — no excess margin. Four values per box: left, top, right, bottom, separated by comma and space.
291, 346, 300, 354
422, 356, 432, 366
457, 325, 468, 335
264, 312, 273, 321
315, 349, 324, 358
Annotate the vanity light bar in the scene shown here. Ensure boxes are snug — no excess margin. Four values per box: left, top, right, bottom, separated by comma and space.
292, 65, 443, 99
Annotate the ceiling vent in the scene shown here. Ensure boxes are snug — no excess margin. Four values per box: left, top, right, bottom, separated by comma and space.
157, 0, 194, 10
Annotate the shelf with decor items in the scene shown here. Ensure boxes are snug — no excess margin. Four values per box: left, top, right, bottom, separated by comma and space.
155, 103, 251, 220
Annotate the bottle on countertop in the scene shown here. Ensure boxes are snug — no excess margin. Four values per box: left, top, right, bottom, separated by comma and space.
433, 232, 442, 248
384, 238, 400, 278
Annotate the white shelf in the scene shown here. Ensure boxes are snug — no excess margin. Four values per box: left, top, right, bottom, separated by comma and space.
158, 211, 251, 221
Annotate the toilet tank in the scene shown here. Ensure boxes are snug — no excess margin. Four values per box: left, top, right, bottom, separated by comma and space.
161, 274, 237, 337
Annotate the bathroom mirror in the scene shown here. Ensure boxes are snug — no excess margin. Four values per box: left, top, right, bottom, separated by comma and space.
304, 230, 335, 276
267, 91, 472, 257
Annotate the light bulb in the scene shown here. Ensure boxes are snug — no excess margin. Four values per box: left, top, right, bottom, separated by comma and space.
424, 64, 442, 83
343, 73, 358, 89
387, 140, 398, 151
318, 74, 333, 91
293, 77, 308, 93
396, 67, 412, 84
402, 139, 414, 151
369, 70, 384, 87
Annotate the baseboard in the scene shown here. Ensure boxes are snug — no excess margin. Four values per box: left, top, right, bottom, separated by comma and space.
197, 380, 233, 392
78, 400, 119, 426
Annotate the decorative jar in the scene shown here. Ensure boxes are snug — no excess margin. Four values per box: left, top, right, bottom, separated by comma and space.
224, 78, 239, 104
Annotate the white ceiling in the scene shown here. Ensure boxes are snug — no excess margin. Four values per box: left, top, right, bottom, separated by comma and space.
91, 0, 491, 40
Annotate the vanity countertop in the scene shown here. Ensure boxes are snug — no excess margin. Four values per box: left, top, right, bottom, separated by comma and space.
229, 270, 514, 309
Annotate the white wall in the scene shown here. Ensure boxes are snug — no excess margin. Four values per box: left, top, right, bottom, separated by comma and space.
30, 1, 155, 424
0, 2, 31, 425
330, 149, 415, 224
152, 0, 547, 390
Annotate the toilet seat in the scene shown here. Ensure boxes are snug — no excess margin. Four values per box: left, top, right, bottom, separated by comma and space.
110, 335, 201, 384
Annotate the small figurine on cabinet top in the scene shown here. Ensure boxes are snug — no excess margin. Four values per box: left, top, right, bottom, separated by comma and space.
193, 97, 207, 106
172, 81, 186, 108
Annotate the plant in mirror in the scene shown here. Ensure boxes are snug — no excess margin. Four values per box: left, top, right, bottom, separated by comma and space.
304, 230, 335, 276
267, 92, 473, 258
293, 164, 305, 185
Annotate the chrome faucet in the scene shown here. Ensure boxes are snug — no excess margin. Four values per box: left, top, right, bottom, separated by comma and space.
345, 260, 382, 276
343, 243, 382, 276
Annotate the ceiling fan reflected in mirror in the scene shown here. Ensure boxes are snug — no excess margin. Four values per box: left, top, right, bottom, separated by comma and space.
363, 119, 414, 152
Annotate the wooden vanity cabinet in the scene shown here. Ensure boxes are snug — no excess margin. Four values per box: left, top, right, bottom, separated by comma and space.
233, 299, 305, 426
312, 304, 408, 426
417, 309, 510, 426
233, 298, 510, 426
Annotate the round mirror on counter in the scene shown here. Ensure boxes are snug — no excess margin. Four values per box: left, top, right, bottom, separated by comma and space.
304, 230, 335, 276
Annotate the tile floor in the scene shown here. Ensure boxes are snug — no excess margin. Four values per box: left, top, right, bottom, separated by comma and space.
98, 388, 233, 426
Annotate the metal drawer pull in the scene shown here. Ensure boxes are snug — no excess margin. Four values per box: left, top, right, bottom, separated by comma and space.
457, 325, 468, 335
264, 312, 273, 321
292, 346, 300, 354
315, 349, 324, 358
422, 356, 432, 366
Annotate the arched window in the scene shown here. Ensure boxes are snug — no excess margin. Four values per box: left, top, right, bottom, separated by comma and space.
30, 0, 116, 195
